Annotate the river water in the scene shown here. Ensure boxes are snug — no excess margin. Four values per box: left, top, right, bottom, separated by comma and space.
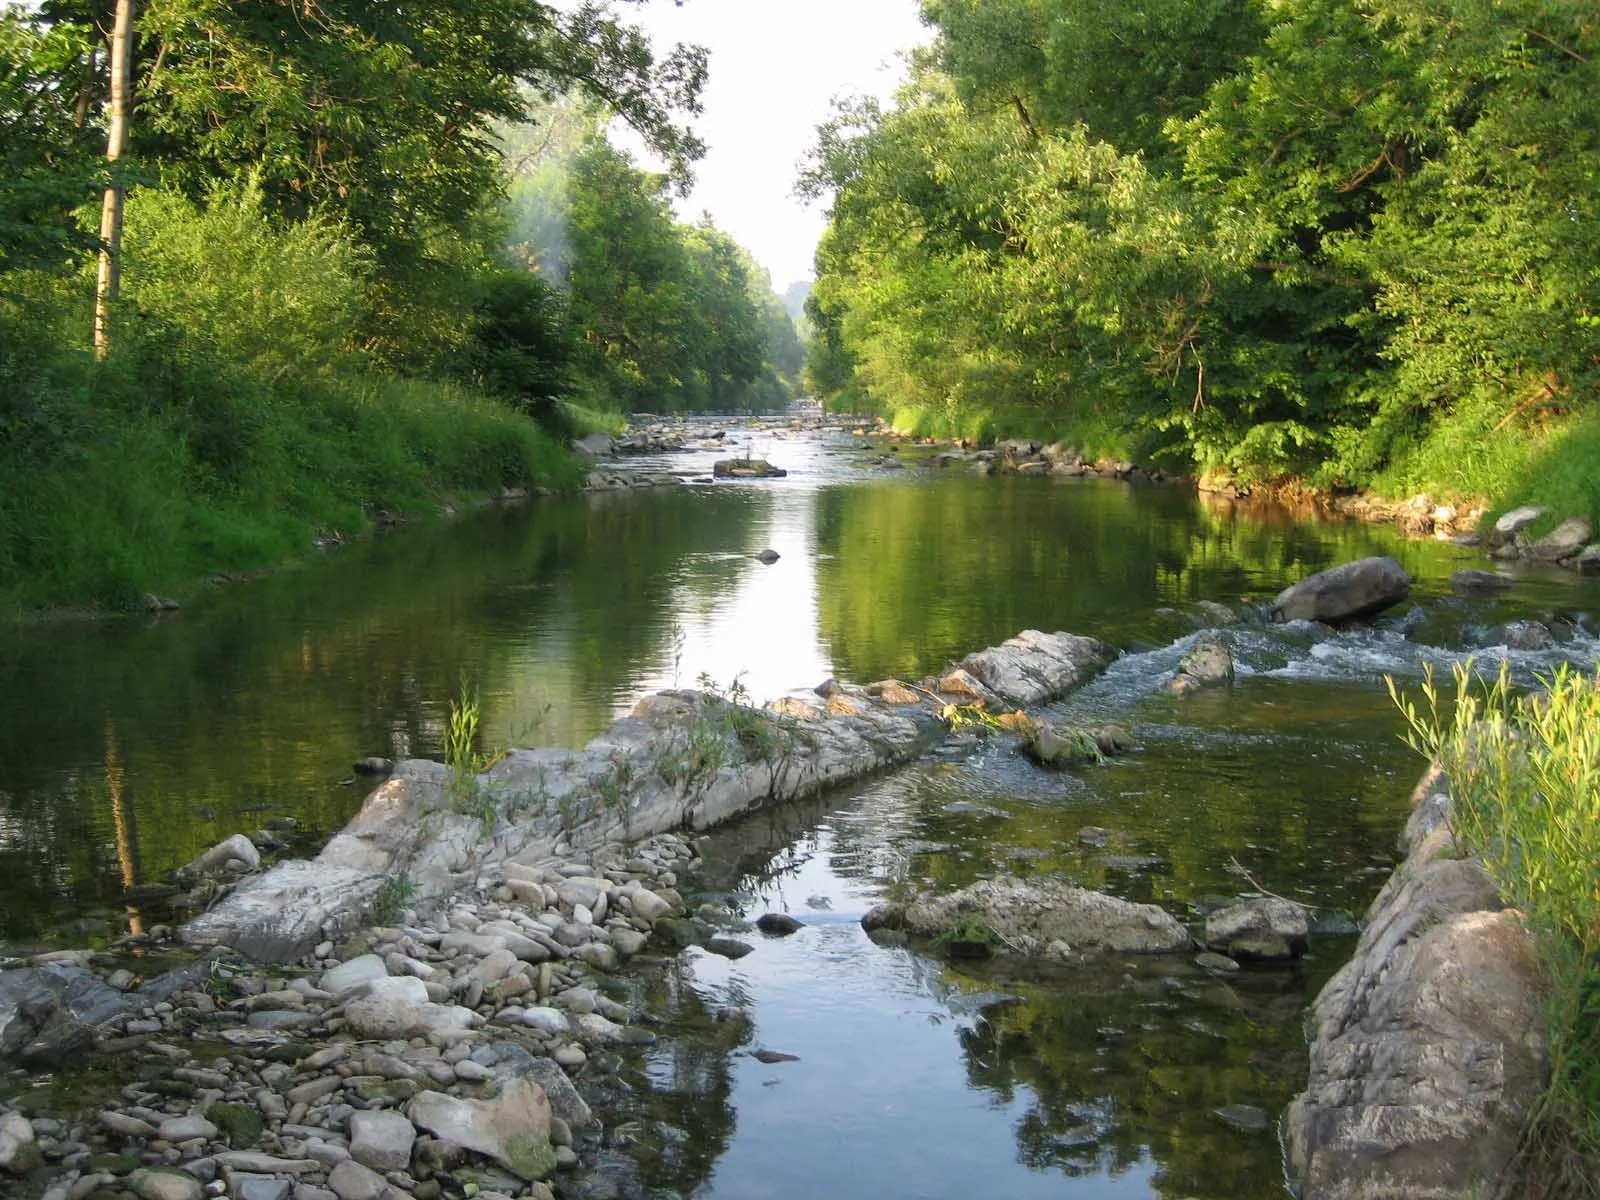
3, 419, 1598, 1197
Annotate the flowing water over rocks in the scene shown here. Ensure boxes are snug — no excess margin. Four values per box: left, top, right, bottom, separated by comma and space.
5, 415, 1600, 1199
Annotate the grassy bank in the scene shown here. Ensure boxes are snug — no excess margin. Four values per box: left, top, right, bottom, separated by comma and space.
0, 324, 583, 616
1393, 665, 1600, 1199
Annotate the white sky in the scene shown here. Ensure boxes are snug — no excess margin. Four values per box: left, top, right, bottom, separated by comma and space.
616, 0, 930, 288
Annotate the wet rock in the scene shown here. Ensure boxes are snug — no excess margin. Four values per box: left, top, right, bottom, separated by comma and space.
704, 936, 753, 960
353, 758, 393, 777
0, 964, 133, 1066
874, 876, 1189, 957
1168, 635, 1234, 695
1194, 951, 1240, 975
1023, 723, 1120, 767
1270, 556, 1411, 624
755, 549, 780, 565
755, 913, 803, 936
751, 1049, 799, 1064
1575, 544, 1600, 575
1214, 1104, 1271, 1133
1204, 898, 1309, 960
1448, 569, 1513, 596
1492, 619, 1555, 651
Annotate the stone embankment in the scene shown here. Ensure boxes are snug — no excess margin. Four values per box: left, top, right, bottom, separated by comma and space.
1283, 765, 1548, 1200
0, 628, 1122, 1200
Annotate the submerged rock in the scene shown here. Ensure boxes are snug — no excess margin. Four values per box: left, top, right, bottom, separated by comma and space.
1270, 556, 1411, 624
0, 964, 133, 1066
1448, 568, 1513, 595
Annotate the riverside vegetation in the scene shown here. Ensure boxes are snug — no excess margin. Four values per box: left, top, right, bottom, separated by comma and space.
1391, 664, 1600, 1197
802, 0, 1600, 532
1, 3, 803, 615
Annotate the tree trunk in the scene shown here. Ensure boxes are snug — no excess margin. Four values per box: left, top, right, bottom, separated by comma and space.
93, 0, 135, 362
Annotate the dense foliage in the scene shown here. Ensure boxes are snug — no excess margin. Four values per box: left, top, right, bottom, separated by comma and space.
806, 0, 1600, 509
1, 1, 801, 612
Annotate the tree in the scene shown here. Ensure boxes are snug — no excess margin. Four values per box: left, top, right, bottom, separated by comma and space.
91, 0, 132, 359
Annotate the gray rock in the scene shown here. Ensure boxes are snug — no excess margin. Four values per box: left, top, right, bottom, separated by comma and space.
1285, 791, 1547, 1200
0, 964, 133, 1066
1194, 951, 1240, 975
407, 1078, 555, 1180
1493, 505, 1544, 536
755, 549, 780, 564
945, 630, 1116, 707
877, 876, 1189, 956
1169, 635, 1234, 695
1214, 1104, 1271, 1133
1526, 515, 1593, 561
348, 1110, 415, 1173
1204, 897, 1309, 960
628, 889, 672, 923
1270, 556, 1411, 624
320, 956, 390, 997
156, 1114, 218, 1143
344, 975, 477, 1041
181, 833, 261, 878
704, 936, 753, 960
1576, 544, 1600, 575
234, 1178, 293, 1200
755, 913, 803, 936
326, 1159, 388, 1200
127, 1168, 204, 1200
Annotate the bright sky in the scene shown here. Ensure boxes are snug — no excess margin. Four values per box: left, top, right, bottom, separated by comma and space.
617, 0, 930, 289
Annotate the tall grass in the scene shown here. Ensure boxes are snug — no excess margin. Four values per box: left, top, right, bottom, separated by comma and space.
1390, 662, 1600, 1199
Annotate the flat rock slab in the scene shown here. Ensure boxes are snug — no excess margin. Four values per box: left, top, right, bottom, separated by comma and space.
945, 629, 1116, 707
866, 875, 1189, 957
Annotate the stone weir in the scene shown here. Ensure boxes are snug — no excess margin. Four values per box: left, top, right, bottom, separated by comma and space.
1283, 765, 1549, 1200
180, 630, 1117, 964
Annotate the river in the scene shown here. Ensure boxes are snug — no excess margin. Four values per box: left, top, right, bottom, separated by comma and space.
3, 417, 1598, 1198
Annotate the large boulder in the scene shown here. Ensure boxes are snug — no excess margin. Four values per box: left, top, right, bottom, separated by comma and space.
865, 875, 1189, 958
1284, 769, 1548, 1200
1270, 556, 1411, 624
0, 965, 132, 1066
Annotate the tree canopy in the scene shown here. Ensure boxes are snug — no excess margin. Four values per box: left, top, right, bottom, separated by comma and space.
807, 0, 1600, 496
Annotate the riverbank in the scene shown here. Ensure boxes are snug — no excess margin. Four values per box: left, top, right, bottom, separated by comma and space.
0, 627, 1124, 1198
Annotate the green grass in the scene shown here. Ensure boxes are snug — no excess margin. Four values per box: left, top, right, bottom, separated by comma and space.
0, 339, 582, 615
1391, 662, 1600, 1199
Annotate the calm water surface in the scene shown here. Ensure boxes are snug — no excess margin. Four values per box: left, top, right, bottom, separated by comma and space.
4, 422, 1598, 1198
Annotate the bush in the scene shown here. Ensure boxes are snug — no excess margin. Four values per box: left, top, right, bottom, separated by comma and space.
1391, 662, 1600, 1199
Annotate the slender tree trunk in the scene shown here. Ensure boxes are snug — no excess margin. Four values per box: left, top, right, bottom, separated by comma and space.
93, 0, 135, 362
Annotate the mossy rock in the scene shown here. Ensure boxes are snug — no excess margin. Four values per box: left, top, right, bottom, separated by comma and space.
353, 1077, 423, 1103
209, 1101, 265, 1149
653, 917, 702, 949
502, 1131, 558, 1181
